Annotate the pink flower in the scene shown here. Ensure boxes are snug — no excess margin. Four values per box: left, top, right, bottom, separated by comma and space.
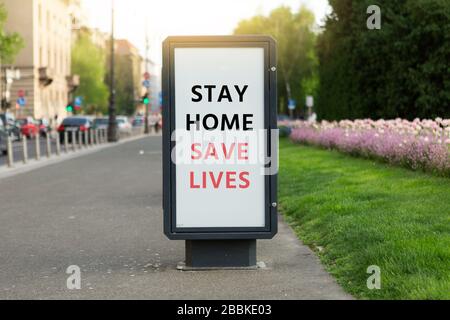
285, 118, 450, 177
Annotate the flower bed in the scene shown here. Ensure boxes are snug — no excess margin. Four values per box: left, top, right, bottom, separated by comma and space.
282, 118, 450, 177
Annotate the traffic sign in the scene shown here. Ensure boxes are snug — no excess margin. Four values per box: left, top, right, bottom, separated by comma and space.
142, 80, 151, 88
74, 96, 83, 107
162, 36, 278, 243
288, 99, 296, 110
16, 97, 26, 107
306, 96, 314, 108
73, 97, 83, 106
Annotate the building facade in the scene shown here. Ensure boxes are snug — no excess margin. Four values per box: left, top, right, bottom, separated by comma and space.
2, 0, 76, 121
90, 28, 109, 50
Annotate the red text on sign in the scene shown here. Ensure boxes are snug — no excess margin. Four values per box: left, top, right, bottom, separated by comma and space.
191, 143, 249, 161
190, 171, 250, 189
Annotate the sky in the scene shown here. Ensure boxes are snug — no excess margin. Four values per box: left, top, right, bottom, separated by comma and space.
81, 0, 331, 65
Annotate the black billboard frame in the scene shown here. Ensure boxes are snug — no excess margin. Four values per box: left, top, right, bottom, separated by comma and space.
162, 35, 278, 241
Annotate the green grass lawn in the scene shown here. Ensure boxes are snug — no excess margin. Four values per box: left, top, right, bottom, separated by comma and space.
279, 138, 450, 300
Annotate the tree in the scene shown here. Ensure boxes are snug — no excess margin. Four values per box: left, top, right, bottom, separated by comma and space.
0, 4, 23, 64
71, 29, 109, 115
105, 40, 142, 116
317, 0, 450, 120
234, 6, 318, 116
113, 54, 138, 116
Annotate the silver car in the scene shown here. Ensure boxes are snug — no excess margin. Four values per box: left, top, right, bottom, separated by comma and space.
93, 117, 109, 131
94, 116, 132, 134
116, 116, 132, 134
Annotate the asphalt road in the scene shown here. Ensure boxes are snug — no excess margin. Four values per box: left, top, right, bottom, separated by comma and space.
0, 136, 351, 299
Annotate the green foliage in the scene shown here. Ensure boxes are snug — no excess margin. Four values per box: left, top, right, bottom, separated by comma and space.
113, 55, 138, 116
71, 30, 109, 115
278, 126, 292, 138
279, 139, 450, 299
234, 6, 319, 116
104, 40, 143, 116
317, 0, 450, 120
0, 4, 23, 64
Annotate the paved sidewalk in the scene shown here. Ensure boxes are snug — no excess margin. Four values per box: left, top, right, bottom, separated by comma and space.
0, 136, 351, 299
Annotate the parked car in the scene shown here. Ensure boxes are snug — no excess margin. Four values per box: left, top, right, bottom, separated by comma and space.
38, 118, 51, 137
16, 117, 39, 138
58, 116, 93, 143
132, 116, 144, 127
0, 113, 21, 141
0, 118, 8, 155
94, 116, 132, 135
9, 122, 22, 141
93, 117, 109, 131
117, 116, 132, 134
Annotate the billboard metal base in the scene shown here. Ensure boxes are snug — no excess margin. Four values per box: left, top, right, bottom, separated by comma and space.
182, 240, 257, 269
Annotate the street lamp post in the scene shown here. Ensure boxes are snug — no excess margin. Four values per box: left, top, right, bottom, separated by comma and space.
108, 0, 118, 142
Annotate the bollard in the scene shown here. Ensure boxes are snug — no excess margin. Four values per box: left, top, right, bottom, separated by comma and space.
78, 131, 83, 150
46, 134, 51, 158
84, 130, 88, 148
22, 135, 28, 164
89, 129, 94, 146
6, 136, 14, 168
64, 131, 69, 153
56, 133, 61, 156
95, 129, 99, 145
71, 131, 76, 152
35, 135, 41, 161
